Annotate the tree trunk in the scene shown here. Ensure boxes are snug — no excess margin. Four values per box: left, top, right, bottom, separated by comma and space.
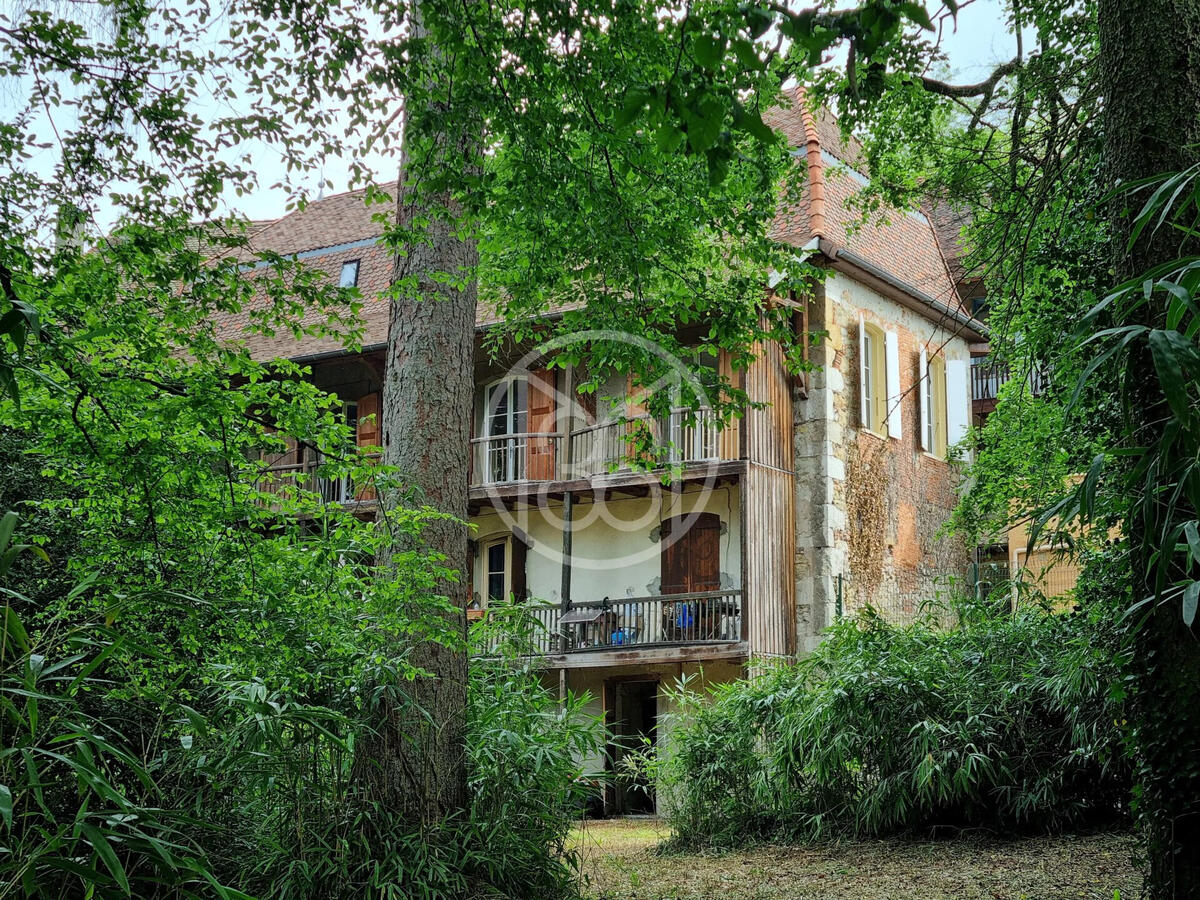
1097, 1, 1200, 894
352, 4, 477, 827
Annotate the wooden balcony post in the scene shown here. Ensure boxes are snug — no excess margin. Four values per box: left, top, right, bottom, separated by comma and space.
559, 365, 574, 655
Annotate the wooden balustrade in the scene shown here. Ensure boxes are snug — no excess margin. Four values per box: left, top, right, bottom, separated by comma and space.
565, 407, 723, 480
469, 432, 562, 485
254, 453, 377, 505
971, 359, 1048, 402
471, 589, 744, 655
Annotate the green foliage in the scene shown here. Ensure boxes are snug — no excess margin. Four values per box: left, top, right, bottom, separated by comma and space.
1053, 163, 1200, 621
2, 509, 603, 898
660, 598, 1131, 848
1045, 163, 1200, 887
949, 385, 1076, 544
465, 623, 605, 897
1, 513, 237, 898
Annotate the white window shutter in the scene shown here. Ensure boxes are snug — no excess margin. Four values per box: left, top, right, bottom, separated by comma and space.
947, 358, 969, 448
919, 347, 930, 451
858, 313, 869, 428
885, 330, 901, 439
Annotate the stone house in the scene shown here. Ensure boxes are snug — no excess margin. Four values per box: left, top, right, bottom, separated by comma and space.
212, 97, 985, 812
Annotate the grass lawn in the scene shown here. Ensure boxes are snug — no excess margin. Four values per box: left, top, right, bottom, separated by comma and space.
570, 818, 1140, 899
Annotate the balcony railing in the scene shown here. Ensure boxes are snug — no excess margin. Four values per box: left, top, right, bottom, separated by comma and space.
254, 454, 375, 505
469, 433, 562, 485
566, 407, 721, 479
971, 359, 1048, 402
475, 589, 744, 656
470, 408, 725, 486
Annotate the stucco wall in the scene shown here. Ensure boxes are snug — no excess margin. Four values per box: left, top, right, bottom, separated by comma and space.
795, 272, 971, 650
555, 659, 745, 811
470, 482, 742, 607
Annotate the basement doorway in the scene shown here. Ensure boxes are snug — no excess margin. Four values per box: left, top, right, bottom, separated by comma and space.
606, 678, 658, 815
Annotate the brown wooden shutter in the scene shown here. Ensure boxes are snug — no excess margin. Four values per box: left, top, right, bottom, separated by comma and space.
526, 368, 556, 480
660, 513, 721, 594
659, 517, 688, 595
625, 373, 654, 466
691, 515, 721, 592
510, 535, 528, 601
355, 392, 381, 501
717, 350, 740, 460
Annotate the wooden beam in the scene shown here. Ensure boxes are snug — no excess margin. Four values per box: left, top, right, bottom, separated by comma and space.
537, 641, 749, 670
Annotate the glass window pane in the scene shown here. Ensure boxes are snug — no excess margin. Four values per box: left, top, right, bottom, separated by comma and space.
339, 260, 360, 288
487, 383, 510, 436
513, 379, 527, 433
487, 542, 506, 601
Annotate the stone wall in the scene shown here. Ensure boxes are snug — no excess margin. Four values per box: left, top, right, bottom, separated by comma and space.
795, 272, 971, 650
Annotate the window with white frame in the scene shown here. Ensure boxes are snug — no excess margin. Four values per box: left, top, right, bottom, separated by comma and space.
339, 260, 360, 288
921, 347, 969, 459
860, 317, 902, 436
485, 539, 507, 603
923, 354, 948, 457
481, 534, 528, 604
482, 377, 528, 483
861, 322, 884, 433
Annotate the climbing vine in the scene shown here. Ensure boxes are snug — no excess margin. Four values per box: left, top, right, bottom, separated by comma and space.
846, 438, 888, 605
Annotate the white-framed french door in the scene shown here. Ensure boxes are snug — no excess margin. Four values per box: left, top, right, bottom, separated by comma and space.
483, 377, 528, 483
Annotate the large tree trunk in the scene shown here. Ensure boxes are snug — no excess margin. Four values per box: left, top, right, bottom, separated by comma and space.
352, 5, 477, 826
1097, 1, 1200, 894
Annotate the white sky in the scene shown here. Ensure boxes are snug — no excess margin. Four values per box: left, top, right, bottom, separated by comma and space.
2, 0, 1021, 227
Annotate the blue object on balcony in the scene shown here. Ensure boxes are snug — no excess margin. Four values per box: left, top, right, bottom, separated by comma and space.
611, 628, 627, 645
675, 603, 694, 629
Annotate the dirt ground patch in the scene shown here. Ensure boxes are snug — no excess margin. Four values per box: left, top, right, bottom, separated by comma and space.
571, 818, 1140, 899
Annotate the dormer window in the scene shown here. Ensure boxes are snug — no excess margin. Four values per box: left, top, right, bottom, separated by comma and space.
339, 260, 360, 288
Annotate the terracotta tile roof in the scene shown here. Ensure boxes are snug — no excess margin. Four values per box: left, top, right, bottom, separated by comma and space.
766, 87, 966, 318
925, 196, 978, 295
212, 93, 968, 361
247, 186, 395, 256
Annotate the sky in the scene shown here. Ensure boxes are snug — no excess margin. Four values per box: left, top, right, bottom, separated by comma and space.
2, 0, 1022, 228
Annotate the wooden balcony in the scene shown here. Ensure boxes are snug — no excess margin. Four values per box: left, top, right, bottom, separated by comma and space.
469, 432, 562, 485
476, 589, 746, 665
971, 359, 1048, 402
470, 407, 735, 489
254, 454, 377, 507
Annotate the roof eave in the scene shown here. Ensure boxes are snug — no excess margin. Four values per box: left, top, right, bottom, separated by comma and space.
817, 238, 988, 343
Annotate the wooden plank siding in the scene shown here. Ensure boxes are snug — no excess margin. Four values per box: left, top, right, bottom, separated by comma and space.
717, 350, 742, 460
741, 333, 797, 658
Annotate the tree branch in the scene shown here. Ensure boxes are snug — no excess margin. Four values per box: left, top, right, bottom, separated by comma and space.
919, 58, 1021, 98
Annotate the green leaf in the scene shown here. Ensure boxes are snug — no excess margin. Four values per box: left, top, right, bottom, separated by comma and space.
707, 147, 731, 186
2, 606, 30, 655
1184, 581, 1199, 628
0, 511, 17, 558
82, 823, 131, 895
744, 5, 772, 38
615, 87, 651, 129
685, 96, 725, 152
693, 34, 724, 70
1185, 521, 1200, 565
0, 785, 11, 831
900, 2, 935, 30
1148, 329, 1200, 421
654, 123, 685, 154
732, 101, 777, 144
730, 38, 762, 71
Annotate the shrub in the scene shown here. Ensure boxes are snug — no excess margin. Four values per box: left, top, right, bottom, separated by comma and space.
1, 511, 603, 899
661, 597, 1131, 847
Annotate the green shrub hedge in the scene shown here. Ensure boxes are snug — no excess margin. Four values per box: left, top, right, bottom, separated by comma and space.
661, 598, 1131, 847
